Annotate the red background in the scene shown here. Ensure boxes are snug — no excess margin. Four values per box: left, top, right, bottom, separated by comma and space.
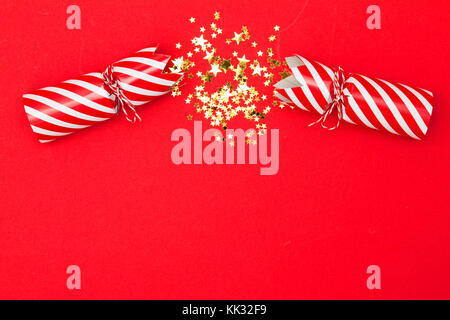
0, 0, 449, 299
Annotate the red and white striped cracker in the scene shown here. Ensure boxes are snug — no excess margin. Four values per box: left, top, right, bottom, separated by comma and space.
23, 44, 183, 143
274, 55, 433, 140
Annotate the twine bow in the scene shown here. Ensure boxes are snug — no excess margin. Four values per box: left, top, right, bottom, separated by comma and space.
101, 65, 141, 123
309, 67, 346, 130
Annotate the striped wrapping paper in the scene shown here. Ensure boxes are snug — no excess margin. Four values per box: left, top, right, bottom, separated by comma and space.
274, 55, 433, 140
23, 44, 182, 143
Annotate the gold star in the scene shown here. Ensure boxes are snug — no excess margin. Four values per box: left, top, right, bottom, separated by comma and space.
238, 82, 250, 93
210, 63, 222, 77
203, 72, 214, 82
222, 89, 233, 102
214, 11, 220, 20
176, 43, 182, 49
194, 35, 207, 47
274, 25, 280, 31
187, 52, 193, 57
257, 50, 263, 57
268, 35, 276, 42
232, 51, 238, 57
251, 63, 263, 76
211, 33, 217, 39
189, 17, 196, 23
251, 42, 257, 47
279, 69, 290, 79
200, 27, 206, 33
187, 114, 193, 120
232, 32, 243, 45
172, 56, 184, 70
203, 49, 215, 62
237, 54, 250, 64
221, 59, 232, 71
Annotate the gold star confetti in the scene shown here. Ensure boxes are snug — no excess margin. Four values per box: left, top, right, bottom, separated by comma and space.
203, 72, 214, 82
170, 13, 287, 132
210, 63, 222, 76
232, 32, 244, 45
279, 69, 290, 79
237, 54, 250, 64
221, 59, 232, 71
203, 49, 215, 62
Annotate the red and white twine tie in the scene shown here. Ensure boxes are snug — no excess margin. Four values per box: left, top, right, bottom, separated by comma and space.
101, 65, 141, 123
309, 67, 346, 130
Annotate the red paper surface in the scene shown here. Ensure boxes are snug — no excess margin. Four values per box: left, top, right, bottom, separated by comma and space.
0, 0, 449, 299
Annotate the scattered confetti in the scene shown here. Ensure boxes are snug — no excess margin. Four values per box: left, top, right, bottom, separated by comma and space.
170, 13, 288, 137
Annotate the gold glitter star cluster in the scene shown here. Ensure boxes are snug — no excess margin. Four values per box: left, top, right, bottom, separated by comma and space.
169, 12, 290, 138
